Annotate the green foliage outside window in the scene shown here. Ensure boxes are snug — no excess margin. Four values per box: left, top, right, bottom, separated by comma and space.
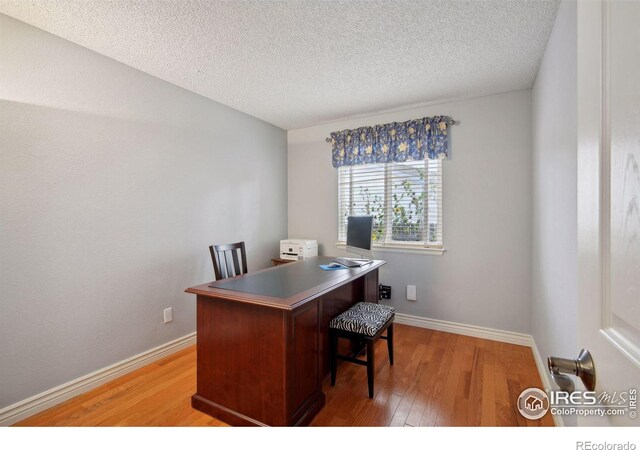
350, 166, 436, 243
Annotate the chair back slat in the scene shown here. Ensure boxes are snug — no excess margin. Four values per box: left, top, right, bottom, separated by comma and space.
230, 250, 241, 278
220, 251, 229, 279
209, 241, 248, 280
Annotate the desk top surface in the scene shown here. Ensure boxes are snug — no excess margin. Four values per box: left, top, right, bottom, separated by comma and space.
186, 256, 385, 310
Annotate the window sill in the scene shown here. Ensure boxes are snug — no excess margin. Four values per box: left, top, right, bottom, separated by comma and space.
335, 242, 445, 256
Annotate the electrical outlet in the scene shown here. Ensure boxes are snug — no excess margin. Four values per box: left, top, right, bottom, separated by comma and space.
407, 285, 417, 301
163, 308, 173, 324
379, 284, 391, 300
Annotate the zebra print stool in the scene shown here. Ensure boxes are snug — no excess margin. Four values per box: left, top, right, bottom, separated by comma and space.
329, 302, 395, 398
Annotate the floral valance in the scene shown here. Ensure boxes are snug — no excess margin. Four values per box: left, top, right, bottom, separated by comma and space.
327, 115, 454, 168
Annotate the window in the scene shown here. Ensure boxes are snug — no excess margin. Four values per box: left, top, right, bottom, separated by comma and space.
338, 159, 442, 249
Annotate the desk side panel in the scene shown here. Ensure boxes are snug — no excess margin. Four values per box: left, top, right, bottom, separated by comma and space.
195, 296, 287, 426
288, 299, 325, 424
363, 269, 379, 302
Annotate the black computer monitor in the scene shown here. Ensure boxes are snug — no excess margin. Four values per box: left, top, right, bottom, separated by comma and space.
346, 216, 374, 260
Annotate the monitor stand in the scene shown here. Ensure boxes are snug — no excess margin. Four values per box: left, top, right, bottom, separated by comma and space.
350, 256, 373, 265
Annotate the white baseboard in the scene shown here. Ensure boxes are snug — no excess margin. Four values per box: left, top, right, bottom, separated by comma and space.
530, 340, 565, 427
395, 312, 563, 427
394, 313, 534, 347
0, 332, 196, 427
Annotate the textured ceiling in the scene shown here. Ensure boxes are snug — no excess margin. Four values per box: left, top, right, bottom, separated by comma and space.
0, 0, 560, 129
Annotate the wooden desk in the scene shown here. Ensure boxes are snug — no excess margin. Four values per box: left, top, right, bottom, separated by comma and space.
185, 256, 385, 426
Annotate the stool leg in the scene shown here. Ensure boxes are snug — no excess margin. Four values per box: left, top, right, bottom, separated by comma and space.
330, 330, 338, 387
387, 323, 394, 366
366, 341, 375, 398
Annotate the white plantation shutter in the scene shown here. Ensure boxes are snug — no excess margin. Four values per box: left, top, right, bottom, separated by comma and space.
338, 159, 442, 248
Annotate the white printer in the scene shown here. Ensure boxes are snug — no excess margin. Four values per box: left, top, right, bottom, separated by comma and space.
280, 239, 318, 261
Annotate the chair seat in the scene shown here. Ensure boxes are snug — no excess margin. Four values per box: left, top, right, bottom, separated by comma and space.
329, 302, 395, 337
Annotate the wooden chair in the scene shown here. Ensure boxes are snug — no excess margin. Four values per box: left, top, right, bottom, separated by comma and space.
209, 242, 248, 280
329, 302, 395, 398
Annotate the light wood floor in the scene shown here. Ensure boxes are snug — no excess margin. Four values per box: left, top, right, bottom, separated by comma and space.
15, 324, 553, 427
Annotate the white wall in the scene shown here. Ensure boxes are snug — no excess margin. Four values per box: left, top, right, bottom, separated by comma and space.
531, 0, 577, 425
288, 90, 533, 333
0, 15, 287, 409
